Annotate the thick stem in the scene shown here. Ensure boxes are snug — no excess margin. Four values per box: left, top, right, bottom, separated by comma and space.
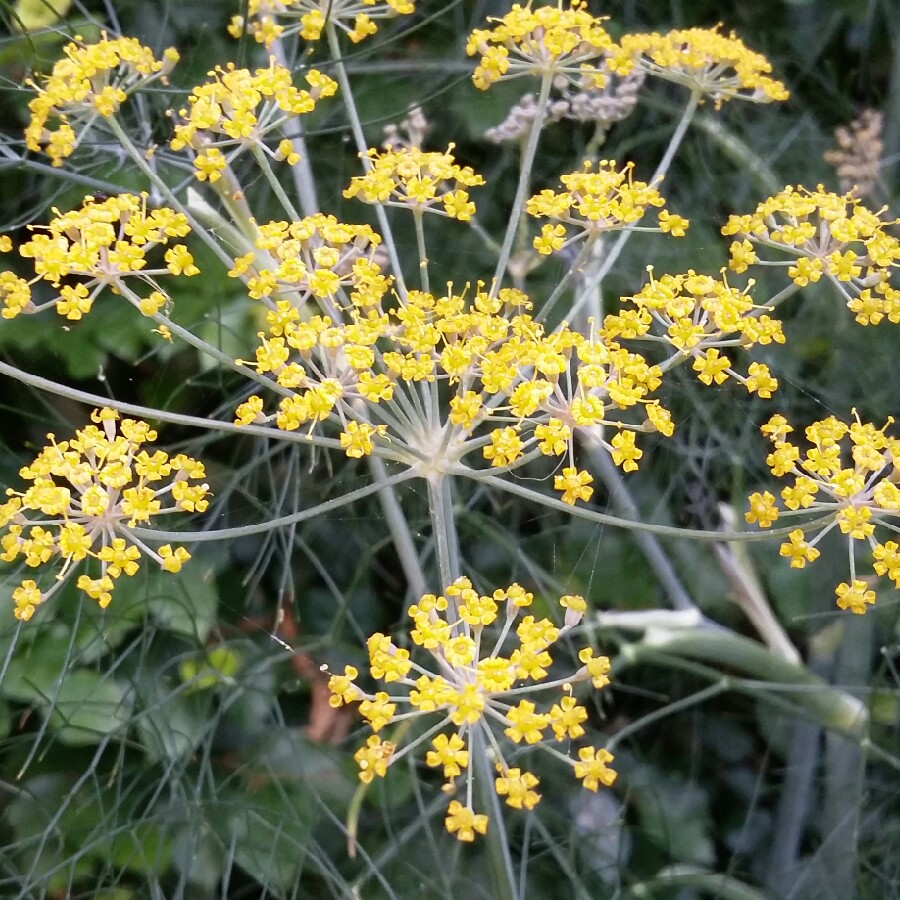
427, 474, 461, 589
413, 208, 430, 293
368, 454, 427, 599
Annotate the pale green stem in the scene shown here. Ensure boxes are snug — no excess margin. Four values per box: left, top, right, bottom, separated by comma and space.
368, 454, 427, 599
413, 208, 430, 293
621, 628, 868, 737
568, 91, 701, 320
623, 866, 770, 900
0, 360, 413, 465
251, 144, 301, 221
470, 470, 836, 543
471, 725, 519, 900
131, 469, 416, 543
0, 156, 136, 196
427, 474, 461, 589
326, 22, 406, 296
536, 232, 601, 324
207, 159, 257, 238
104, 115, 236, 270
114, 281, 282, 394
490, 72, 553, 298
271, 37, 320, 217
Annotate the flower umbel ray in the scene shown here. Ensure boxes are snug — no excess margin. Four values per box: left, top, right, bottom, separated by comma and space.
1, 407, 208, 620
328, 578, 616, 841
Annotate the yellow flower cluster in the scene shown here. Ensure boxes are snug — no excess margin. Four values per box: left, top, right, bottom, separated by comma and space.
613, 26, 789, 105
466, 1, 616, 91
343, 145, 485, 221
0, 408, 209, 621
25, 35, 178, 167
0, 193, 194, 321
170, 60, 337, 182
328, 579, 615, 841
724, 186, 900, 325
527, 160, 688, 255
227, 214, 385, 309
235, 265, 675, 496
746, 412, 900, 614
613, 269, 783, 396
228, 0, 415, 49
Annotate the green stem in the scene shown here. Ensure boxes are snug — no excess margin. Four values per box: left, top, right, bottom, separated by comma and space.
582, 437, 697, 612
490, 72, 553, 298
606, 681, 728, 752
568, 91, 700, 320
536, 232, 601, 324
105, 115, 236, 270
623, 865, 771, 900
251, 144, 301, 221
114, 280, 281, 393
472, 470, 836, 543
427, 474, 461, 588
472, 726, 519, 900
368, 454, 427, 598
0, 360, 412, 465
413, 207, 430, 293
326, 22, 406, 296
623, 628, 867, 737
131, 469, 416, 543
271, 37, 320, 217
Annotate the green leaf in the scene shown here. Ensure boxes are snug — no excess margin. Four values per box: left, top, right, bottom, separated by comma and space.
221, 783, 313, 892
106, 823, 172, 876
47, 670, 129, 745
147, 561, 219, 641
135, 683, 210, 763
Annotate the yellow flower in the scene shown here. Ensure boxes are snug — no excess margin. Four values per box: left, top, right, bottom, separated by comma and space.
344, 145, 484, 218
495, 768, 541, 810
554, 467, 594, 505
445, 801, 488, 842
467, 3, 616, 91
574, 746, 617, 791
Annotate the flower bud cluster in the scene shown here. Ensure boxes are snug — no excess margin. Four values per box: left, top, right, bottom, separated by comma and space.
612, 26, 789, 105
526, 160, 688, 255
466, 2, 616, 91
170, 60, 337, 182
343, 145, 485, 221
